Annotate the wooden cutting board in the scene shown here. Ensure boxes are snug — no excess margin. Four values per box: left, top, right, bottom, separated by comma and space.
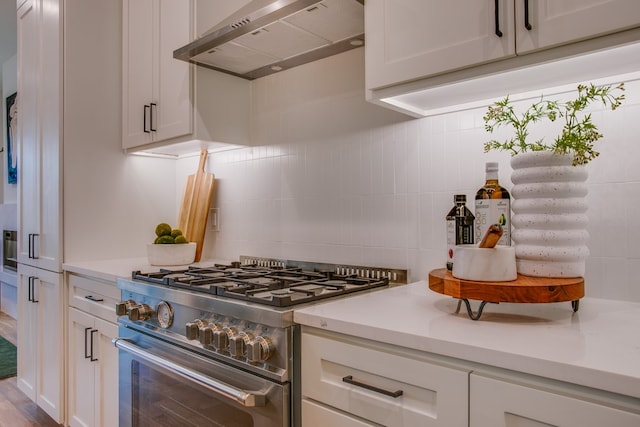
178, 149, 215, 262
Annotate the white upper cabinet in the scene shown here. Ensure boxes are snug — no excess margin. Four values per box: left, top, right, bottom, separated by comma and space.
122, 0, 251, 154
516, 0, 640, 54
366, 0, 640, 117
365, 0, 516, 91
17, 0, 62, 273
122, 0, 192, 150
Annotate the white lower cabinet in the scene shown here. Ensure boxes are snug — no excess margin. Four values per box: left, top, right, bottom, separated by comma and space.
301, 329, 470, 426
301, 327, 640, 427
17, 265, 64, 423
470, 372, 640, 427
66, 273, 120, 427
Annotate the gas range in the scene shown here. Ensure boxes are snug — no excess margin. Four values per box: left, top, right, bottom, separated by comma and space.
114, 256, 407, 426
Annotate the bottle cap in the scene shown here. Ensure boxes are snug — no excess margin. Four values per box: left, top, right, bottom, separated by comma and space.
454, 194, 466, 203
486, 162, 499, 172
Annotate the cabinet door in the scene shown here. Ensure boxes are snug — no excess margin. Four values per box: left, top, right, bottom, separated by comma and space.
122, 0, 155, 148
154, 0, 192, 142
68, 309, 119, 427
17, 265, 63, 423
515, 0, 640, 54
94, 317, 119, 427
470, 373, 640, 427
17, 0, 62, 273
122, 0, 192, 149
68, 308, 96, 427
17, 0, 40, 268
365, 0, 515, 90
36, 0, 62, 273
16, 264, 38, 401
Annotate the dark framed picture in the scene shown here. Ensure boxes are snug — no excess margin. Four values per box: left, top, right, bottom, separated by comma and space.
6, 92, 17, 184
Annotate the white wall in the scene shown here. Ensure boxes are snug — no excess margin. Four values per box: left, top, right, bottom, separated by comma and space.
62, 0, 177, 262
192, 48, 640, 303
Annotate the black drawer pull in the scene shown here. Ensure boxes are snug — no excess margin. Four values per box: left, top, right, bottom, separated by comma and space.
342, 375, 403, 398
84, 295, 104, 302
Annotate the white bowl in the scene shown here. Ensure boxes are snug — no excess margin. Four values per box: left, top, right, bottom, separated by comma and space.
452, 245, 517, 282
147, 243, 196, 266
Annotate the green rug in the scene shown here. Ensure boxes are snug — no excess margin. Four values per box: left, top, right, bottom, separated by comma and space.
0, 335, 17, 379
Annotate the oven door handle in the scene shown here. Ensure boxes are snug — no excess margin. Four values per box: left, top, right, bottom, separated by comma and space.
113, 338, 267, 407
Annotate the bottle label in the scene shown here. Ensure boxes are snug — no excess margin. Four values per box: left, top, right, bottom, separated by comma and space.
446, 218, 456, 270
475, 199, 510, 245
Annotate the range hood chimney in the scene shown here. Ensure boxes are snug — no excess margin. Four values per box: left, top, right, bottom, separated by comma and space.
173, 0, 364, 80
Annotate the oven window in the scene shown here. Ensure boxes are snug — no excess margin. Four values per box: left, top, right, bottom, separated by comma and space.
130, 360, 254, 427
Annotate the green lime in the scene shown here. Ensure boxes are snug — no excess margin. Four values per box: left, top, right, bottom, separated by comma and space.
155, 235, 175, 244
174, 235, 188, 244
155, 222, 172, 237
171, 229, 183, 238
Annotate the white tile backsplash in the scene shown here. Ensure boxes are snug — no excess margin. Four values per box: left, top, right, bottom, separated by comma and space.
198, 49, 640, 303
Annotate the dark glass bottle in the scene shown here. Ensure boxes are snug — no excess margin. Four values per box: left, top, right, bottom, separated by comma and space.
446, 194, 474, 270
475, 162, 511, 246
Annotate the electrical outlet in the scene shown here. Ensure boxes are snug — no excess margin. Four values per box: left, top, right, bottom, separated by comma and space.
209, 208, 220, 231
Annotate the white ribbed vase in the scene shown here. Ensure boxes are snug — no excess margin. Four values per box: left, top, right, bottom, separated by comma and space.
510, 151, 588, 278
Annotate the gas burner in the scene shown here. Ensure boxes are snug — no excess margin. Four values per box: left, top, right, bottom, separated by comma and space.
131, 257, 406, 307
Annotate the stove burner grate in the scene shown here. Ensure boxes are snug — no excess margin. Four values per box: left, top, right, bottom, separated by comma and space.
132, 260, 395, 307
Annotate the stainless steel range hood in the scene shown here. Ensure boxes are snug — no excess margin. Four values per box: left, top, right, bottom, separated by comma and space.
173, 0, 364, 80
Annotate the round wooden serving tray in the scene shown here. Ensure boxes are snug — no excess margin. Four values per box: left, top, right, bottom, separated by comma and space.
428, 268, 584, 320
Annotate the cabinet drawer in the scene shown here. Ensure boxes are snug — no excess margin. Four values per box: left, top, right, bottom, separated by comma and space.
470, 373, 640, 427
301, 330, 469, 427
302, 398, 375, 427
67, 273, 119, 323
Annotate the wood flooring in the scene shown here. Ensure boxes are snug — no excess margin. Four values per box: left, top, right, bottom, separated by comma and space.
0, 311, 61, 427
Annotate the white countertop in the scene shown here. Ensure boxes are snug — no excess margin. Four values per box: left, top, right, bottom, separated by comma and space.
63, 257, 232, 283
294, 281, 640, 400
63, 258, 152, 282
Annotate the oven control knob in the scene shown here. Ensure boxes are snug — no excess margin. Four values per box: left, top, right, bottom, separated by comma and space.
213, 327, 236, 351
229, 331, 253, 358
185, 319, 206, 340
247, 336, 273, 363
115, 300, 136, 316
198, 323, 221, 346
128, 304, 154, 321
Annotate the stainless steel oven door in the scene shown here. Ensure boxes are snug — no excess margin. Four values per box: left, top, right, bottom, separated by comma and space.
114, 326, 289, 427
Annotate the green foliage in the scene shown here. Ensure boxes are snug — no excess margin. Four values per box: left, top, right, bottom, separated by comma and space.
483, 83, 625, 165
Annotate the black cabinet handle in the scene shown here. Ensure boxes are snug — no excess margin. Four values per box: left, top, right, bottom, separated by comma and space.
494, 0, 503, 37
84, 327, 99, 362
84, 295, 104, 302
90, 329, 98, 362
150, 103, 157, 131
28, 233, 39, 259
84, 327, 92, 359
342, 375, 403, 398
143, 104, 151, 133
524, 0, 532, 30
28, 276, 39, 303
